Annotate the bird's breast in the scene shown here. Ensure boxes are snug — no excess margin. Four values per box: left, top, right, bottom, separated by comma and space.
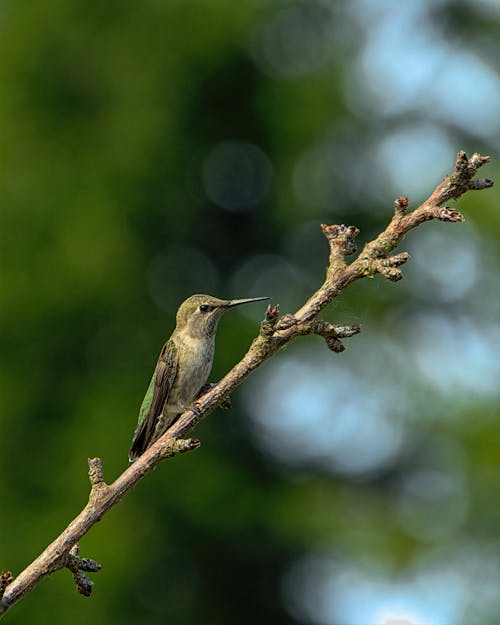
170, 335, 215, 406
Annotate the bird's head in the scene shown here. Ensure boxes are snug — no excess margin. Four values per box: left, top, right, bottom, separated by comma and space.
175, 294, 269, 339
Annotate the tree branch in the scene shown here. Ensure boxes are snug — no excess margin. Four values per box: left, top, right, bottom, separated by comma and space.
0, 151, 493, 617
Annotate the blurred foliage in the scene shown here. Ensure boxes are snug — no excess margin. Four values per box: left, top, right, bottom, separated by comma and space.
0, 1, 499, 624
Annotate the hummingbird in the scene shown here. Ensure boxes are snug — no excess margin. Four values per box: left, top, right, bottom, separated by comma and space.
129, 294, 269, 461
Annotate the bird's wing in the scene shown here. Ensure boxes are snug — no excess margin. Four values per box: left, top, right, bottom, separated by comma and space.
128, 339, 178, 461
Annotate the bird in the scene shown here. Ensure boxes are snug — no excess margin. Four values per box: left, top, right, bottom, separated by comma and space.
129, 294, 269, 461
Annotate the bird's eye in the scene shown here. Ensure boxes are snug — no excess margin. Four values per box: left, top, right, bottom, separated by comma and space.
199, 304, 212, 313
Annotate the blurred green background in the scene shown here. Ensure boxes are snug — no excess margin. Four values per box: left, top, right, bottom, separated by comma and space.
1, 1, 499, 624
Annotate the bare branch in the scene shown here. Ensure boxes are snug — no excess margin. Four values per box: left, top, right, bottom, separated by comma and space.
0, 150, 493, 618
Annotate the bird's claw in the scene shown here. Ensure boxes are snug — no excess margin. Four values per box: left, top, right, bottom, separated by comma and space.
197, 383, 231, 410
190, 401, 203, 417
198, 383, 216, 396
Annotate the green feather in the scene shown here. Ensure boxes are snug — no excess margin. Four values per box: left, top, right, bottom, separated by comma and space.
129, 339, 178, 461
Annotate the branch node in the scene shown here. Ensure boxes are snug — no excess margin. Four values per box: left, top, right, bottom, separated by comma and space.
376, 265, 403, 281
88, 458, 106, 488
276, 313, 296, 331
436, 206, 464, 223
372, 252, 410, 281
218, 396, 232, 410
394, 196, 409, 215
384, 252, 410, 267
332, 324, 361, 338
308, 319, 361, 353
157, 437, 201, 460
438, 151, 492, 204
88, 458, 109, 506
177, 438, 201, 453
321, 223, 359, 257
325, 336, 346, 353
0, 572, 13, 599
454, 150, 468, 173
467, 178, 494, 191
468, 151, 491, 171
65, 544, 102, 597
260, 304, 280, 337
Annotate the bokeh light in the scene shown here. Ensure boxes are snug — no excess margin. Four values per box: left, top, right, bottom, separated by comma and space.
407, 313, 500, 398
202, 141, 273, 211
244, 345, 406, 477
249, 3, 334, 79
284, 539, 500, 625
147, 245, 221, 312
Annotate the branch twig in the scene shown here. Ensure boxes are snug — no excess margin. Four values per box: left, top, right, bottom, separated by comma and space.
0, 151, 493, 617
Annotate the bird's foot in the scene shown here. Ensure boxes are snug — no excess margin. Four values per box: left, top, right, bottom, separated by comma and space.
190, 402, 203, 418
197, 383, 232, 410
198, 382, 216, 396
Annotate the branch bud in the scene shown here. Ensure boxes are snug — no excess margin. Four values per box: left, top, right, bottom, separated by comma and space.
260, 304, 280, 337
394, 196, 409, 215
66, 545, 102, 598
0, 572, 14, 599
372, 252, 410, 281
321, 223, 359, 257
325, 336, 345, 353
468, 178, 494, 191
437, 207, 464, 223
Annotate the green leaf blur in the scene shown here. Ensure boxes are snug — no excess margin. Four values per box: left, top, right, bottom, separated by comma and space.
1, 1, 499, 624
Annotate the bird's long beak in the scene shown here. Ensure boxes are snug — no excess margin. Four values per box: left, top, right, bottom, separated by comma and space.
226, 296, 270, 308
